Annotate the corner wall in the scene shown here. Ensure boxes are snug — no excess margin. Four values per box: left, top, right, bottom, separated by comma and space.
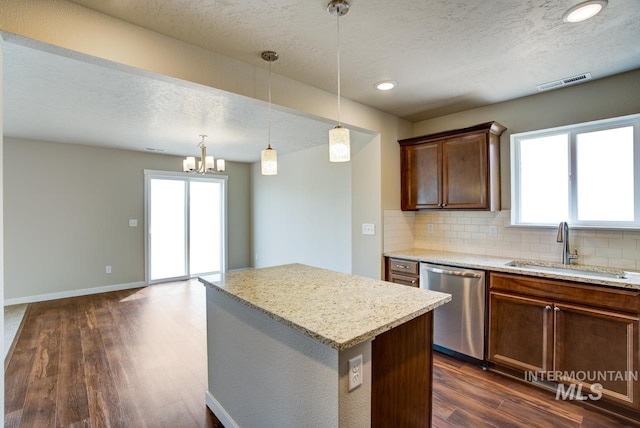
252, 145, 351, 272
3, 138, 251, 301
0, 34, 5, 422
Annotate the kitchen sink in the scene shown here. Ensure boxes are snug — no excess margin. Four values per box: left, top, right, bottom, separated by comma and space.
506, 260, 629, 280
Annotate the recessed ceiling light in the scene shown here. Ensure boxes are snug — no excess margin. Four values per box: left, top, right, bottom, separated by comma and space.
563, 0, 607, 23
374, 80, 397, 91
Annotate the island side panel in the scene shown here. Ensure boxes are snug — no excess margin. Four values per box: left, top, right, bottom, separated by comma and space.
338, 340, 372, 428
371, 312, 433, 427
206, 287, 340, 427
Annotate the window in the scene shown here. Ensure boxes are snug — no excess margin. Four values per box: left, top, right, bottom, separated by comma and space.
511, 113, 640, 228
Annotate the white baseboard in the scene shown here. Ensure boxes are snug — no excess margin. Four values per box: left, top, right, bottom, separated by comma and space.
206, 390, 239, 428
3, 281, 146, 306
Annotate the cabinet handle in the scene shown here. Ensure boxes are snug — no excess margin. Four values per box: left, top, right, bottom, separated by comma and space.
395, 264, 410, 269
554, 307, 560, 312
545, 305, 552, 311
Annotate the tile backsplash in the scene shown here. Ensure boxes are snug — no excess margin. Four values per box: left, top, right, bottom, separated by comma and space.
384, 209, 640, 270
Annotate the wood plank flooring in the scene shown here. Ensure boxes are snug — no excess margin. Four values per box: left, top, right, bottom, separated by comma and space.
5, 279, 639, 427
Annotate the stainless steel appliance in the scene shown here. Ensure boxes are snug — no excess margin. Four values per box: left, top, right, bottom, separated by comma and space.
420, 262, 486, 362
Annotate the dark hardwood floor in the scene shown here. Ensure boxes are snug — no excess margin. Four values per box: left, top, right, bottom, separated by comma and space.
5, 279, 639, 427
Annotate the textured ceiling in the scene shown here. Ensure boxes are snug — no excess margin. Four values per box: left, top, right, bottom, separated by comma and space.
3, 0, 639, 161
66, 0, 640, 121
3, 41, 372, 161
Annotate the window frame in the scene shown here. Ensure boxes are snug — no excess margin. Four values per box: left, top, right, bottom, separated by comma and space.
510, 113, 640, 229
143, 170, 228, 284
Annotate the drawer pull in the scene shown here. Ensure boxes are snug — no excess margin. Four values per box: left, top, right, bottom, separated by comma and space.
395, 264, 410, 269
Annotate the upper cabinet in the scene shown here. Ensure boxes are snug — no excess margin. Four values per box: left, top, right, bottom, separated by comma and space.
399, 122, 506, 211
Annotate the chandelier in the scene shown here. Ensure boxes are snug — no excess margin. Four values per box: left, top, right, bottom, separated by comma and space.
182, 134, 225, 173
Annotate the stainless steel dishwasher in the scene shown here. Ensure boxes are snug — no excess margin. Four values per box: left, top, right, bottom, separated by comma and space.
420, 262, 486, 362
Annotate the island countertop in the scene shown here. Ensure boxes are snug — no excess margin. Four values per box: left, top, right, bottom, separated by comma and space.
199, 263, 450, 351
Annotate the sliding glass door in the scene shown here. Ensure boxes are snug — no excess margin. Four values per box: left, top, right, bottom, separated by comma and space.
145, 171, 226, 284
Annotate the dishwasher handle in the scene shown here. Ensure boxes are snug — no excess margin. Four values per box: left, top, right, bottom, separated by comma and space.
422, 265, 483, 279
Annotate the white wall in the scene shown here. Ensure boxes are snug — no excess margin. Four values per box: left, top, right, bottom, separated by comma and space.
351, 135, 382, 277
252, 145, 351, 273
0, 34, 5, 422
206, 288, 340, 427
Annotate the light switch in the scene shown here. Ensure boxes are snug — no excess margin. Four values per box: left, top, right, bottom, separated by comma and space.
361, 223, 375, 235
129, 219, 138, 227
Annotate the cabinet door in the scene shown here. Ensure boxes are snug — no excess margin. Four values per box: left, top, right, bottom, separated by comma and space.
401, 142, 441, 210
488, 292, 554, 372
442, 134, 487, 209
554, 303, 640, 409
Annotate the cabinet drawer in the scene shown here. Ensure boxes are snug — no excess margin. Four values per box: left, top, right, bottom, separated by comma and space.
490, 272, 640, 314
388, 272, 420, 288
388, 258, 419, 275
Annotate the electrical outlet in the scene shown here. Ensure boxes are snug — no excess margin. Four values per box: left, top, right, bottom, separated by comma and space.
129, 219, 138, 227
428, 224, 434, 233
106, 265, 112, 274
361, 223, 375, 235
349, 354, 363, 391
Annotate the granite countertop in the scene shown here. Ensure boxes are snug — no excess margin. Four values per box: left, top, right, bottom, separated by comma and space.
385, 249, 640, 291
199, 263, 451, 351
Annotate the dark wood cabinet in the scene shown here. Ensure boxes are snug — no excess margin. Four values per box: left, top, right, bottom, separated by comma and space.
488, 272, 640, 411
489, 292, 553, 373
385, 257, 420, 288
399, 122, 505, 211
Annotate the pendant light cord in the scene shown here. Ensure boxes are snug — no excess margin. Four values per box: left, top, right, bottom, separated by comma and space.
336, 13, 342, 126
268, 59, 272, 149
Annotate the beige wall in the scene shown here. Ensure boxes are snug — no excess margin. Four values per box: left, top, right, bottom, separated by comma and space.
3, 138, 251, 301
412, 68, 640, 210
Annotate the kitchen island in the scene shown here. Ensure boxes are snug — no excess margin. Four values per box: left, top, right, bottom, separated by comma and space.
199, 263, 451, 428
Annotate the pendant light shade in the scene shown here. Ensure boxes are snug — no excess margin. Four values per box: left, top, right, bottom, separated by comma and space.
328, 0, 351, 163
329, 126, 350, 162
261, 50, 279, 175
261, 145, 278, 175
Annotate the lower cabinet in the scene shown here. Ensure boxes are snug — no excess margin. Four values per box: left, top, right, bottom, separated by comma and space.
385, 257, 420, 288
488, 272, 640, 412
489, 292, 553, 373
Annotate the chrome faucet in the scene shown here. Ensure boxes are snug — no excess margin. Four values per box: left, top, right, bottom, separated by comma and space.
556, 221, 578, 265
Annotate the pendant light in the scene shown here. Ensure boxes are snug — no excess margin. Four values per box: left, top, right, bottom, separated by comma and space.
327, 0, 351, 162
261, 50, 278, 175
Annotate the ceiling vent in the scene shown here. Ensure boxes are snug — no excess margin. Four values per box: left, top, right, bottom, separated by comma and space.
536, 72, 592, 92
